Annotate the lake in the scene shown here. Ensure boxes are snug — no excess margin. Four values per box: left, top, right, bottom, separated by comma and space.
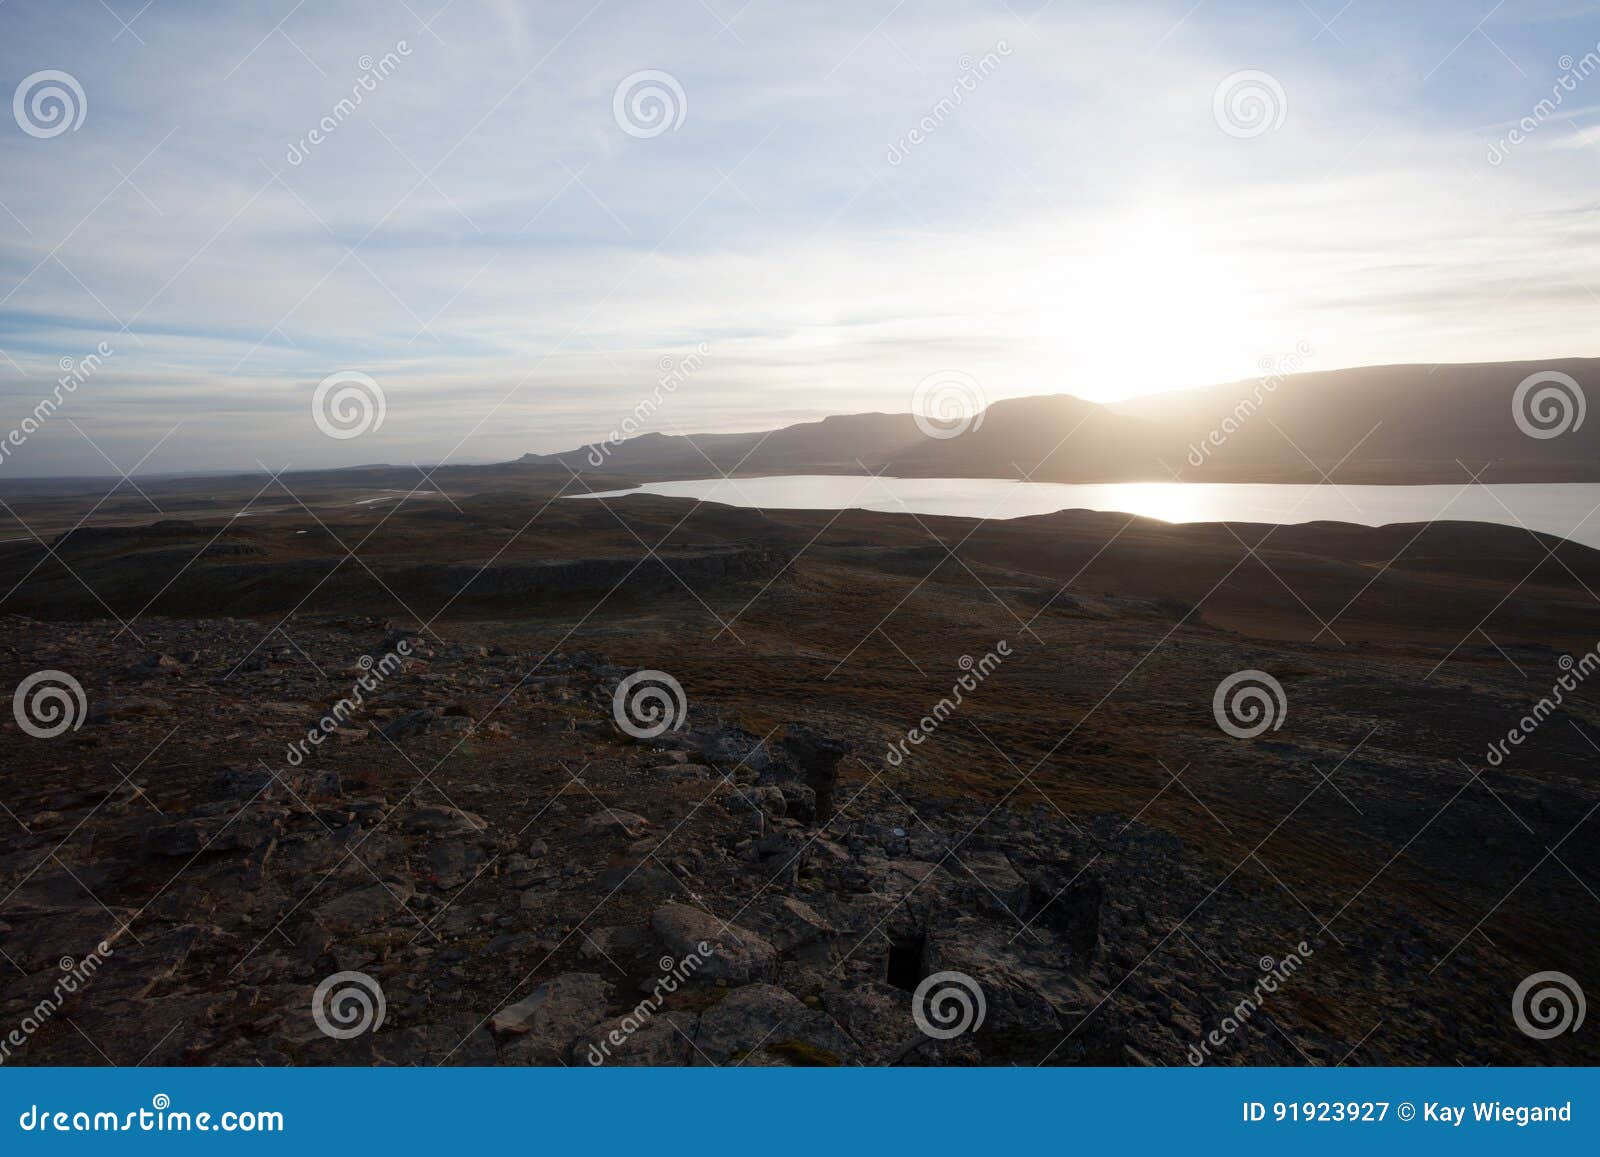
572, 476, 1600, 550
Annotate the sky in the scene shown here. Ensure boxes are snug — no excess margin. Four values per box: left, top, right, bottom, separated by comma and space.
2, 0, 1600, 475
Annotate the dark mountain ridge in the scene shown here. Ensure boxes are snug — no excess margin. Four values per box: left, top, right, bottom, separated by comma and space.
523, 357, 1600, 484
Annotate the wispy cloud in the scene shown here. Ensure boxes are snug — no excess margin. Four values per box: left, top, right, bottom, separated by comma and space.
1, 0, 1599, 474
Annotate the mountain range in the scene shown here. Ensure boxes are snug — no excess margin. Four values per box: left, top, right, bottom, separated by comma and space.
522, 358, 1599, 484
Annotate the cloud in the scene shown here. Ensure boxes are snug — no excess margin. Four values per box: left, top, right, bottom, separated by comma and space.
1, 0, 1599, 474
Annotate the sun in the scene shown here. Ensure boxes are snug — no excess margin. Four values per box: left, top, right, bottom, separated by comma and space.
1027, 213, 1270, 402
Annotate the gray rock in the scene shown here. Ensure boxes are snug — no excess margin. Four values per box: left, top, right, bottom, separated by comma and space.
958, 850, 1030, 920
425, 842, 483, 889
728, 785, 786, 820
313, 880, 416, 935
401, 806, 488, 836
655, 761, 713, 779
754, 828, 808, 888
583, 808, 651, 838
760, 896, 837, 956
380, 709, 436, 739
492, 973, 613, 1064
822, 982, 922, 1064
651, 903, 775, 982
579, 925, 650, 963
375, 1014, 498, 1066
596, 863, 677, 898
695, 726, 774, 773
779, 783, 817, 822
574, 1010, 699, 1066
285, 768, 343, 798
694, 983, 857, 1066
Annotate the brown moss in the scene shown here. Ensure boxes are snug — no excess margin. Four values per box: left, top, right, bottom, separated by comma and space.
766, 1039, 843, 1067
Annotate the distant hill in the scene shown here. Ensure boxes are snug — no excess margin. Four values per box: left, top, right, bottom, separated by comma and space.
1114, 357, 1599, 482
523, 357, 1600, 484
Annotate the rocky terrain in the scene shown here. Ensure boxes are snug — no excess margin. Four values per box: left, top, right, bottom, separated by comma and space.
0, 469, 1597, 1066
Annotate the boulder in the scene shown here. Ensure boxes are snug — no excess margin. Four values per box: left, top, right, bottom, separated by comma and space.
492, 973, 613, 1064
761, 896, 837, 956
574, 1010, 699, 1066
651, 903, 775, 982
822, 982, 922, 1064
694, 984, 857, 1066
312, 880, 416, 935
958, 850, 1031, 920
